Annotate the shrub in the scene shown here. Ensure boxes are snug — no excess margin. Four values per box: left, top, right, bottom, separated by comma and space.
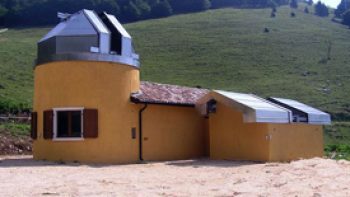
271, 11, 276, 18
315, 1, 329, 17
151, 0, 173, 17
342, 9, 350, 26
290, 0, 298, 9
325, 144, 350, 160
335, 0, 350, 18
307, 0, 313, 6
169, 0, 211, 13
272, 7, 277, 13
0, 5, 7, 17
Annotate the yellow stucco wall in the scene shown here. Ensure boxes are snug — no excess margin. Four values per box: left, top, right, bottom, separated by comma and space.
142, 105, 206, 161
33, 61, 324, 164
206, 92, 324, 162
204, 119, 210, 156
33, 61, 141, 164
268, 124, 324, 161
209, 102, 270, 161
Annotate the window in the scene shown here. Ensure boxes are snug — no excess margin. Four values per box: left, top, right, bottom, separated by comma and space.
56, 111, 82, 138
54, 108, 83, 139
206, 99, 217, 114
43, 108, 98, 140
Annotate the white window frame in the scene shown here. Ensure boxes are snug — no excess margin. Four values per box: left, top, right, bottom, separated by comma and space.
53, 107, 84, 141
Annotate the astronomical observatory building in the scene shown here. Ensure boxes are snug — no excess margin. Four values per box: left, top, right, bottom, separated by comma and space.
31, 10, 331, 163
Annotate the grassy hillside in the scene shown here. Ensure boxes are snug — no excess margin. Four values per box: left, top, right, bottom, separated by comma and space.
1, 5, 350, 119
129, 6, 350, 119
0, 28, 41, 110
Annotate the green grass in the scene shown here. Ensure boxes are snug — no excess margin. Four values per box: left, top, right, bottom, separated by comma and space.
324, 122, 350, 160
324, 144, 350, 160
0, 122, 30, 137
324, 122, 350, 145
0, 28, 43, 111
1, 5, 350, 119
128, 6, 350, 119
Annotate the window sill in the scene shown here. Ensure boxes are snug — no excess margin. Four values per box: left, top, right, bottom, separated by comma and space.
52, 138, 84, 141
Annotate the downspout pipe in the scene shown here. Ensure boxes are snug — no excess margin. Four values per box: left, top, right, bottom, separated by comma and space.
139, 103, 148, 161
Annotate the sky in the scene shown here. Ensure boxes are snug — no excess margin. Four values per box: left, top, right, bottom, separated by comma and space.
318, 0, 342, 8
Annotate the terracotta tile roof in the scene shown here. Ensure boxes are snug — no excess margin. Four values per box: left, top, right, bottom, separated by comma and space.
131, 81, 210, 106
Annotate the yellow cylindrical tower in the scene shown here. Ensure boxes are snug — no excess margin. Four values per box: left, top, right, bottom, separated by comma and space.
32, 10, 142, 163
33, 61, 140, 163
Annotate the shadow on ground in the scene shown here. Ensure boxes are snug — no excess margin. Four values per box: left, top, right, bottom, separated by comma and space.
0, 156, 80, 168
0, 156, 116, 168
0, 156, 262, 168
165, 158, 262, 168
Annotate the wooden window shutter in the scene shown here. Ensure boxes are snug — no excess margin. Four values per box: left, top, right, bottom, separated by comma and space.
43, 110, 54, 139
83, 109, 98, 138
30, 112, 38, 139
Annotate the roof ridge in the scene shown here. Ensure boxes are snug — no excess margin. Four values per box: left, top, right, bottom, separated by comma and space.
140, 81, 208, 90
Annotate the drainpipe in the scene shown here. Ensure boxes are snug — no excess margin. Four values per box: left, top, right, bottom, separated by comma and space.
139, 103, 148, 161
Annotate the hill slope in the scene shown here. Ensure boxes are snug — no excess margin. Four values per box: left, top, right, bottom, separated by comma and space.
1, 6, 350, 118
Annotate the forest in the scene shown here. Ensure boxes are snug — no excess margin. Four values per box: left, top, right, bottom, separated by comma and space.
0, 0, 290, 26
2, 0, 349, 27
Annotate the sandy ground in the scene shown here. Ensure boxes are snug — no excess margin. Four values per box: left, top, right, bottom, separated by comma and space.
0, 156, 349, 197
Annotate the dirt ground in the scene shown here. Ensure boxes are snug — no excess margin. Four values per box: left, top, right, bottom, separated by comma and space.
0, 156, 349, 197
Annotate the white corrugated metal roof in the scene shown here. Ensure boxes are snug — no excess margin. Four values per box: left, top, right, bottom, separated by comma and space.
39, 10, 110, 43
39, 11, 97, 42
104, 13, 131, 38
215, 90, 292, 123
270, 97, 331, 125
83, 10, 109, 34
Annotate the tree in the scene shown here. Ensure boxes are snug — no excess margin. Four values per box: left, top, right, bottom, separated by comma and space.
146, 0, 159, 7
315, 1, 329, 17
211, 0, 237, 8
95, 0, 120, 16
307, 0, 313, 6
199, 0, 211, 11
272, 7, 277, 13
249, 0, 270, 7
151, 0, 172, 17
134, 0, 151, 18
274, 0, 289, 5
0, 5, 6, 26
271, 11, 276, 17
269, 0, 278, 10
290, 0, 298, 8
0, 0, 123, 26
335, 0, 350, 18
191, 0, 211, 12
0, 0, 7, 16
0, 0, 309, 27
0, 4, 7, 17
169, 0, 211, 13
342, 9, 350, 26
123, 1, 141, 21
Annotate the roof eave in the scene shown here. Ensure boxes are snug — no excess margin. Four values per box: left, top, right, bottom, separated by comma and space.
130, 97, 195, 107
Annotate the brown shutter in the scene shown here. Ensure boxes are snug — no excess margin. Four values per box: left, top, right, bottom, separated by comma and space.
30, 112, 38, 139
83, 109, 98, 138
43, 110, 54, 139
